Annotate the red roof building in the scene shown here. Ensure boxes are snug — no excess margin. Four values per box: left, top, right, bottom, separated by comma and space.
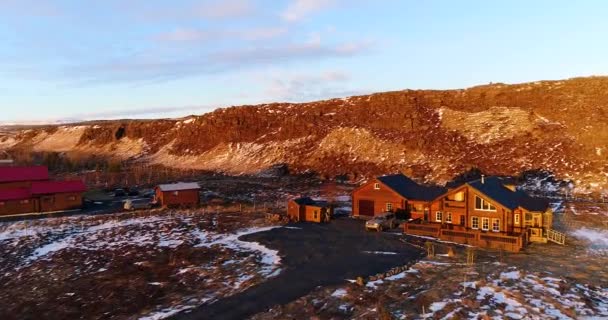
0, 166, 86, 216
31, 180, 87, 195
0, 166, 49, 184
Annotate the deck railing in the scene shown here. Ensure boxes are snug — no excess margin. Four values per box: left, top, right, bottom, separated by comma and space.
546, 228, 566, 245
404, 222, 525, 252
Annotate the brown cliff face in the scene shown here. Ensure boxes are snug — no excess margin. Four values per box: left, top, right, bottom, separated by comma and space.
1, 76, 607, 194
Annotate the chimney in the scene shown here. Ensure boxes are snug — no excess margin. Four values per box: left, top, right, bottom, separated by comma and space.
481, 174, 485, 184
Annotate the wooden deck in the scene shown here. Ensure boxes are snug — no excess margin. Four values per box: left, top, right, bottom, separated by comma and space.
404, 220, 526, 252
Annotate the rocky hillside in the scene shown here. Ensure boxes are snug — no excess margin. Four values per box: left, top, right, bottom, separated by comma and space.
1, 77, 608, 194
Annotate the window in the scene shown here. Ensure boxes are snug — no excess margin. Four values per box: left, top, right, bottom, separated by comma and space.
67, 196, 76, 201
446, 212, 452, 223
435, 211, 442, 222
471, 216, 479, 229
460, 215, 465, 226
514, 214, 520, 225
0, 202, 4, 206
454, 191, 465, 201
475, 196, 496, 211
173, 191, 179, 196
492, 219, 500, 232
386, 202, 393, 211
481, 217, 490, 231
20, 199, 29, 204
374, 183, 380, 190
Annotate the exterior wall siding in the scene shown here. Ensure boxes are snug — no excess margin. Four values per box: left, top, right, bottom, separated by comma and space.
0, 181, 32, 190
352, 179, 405, 217
0, 198, 37, 216
157, 189, 200, 208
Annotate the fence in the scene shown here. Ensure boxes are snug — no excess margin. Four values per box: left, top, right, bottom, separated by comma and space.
404, 222, 526, 252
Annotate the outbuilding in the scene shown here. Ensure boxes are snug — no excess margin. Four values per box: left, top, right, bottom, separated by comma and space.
155, 182, 201, 208
287, 197, 332, 223
0, 166, 86, 216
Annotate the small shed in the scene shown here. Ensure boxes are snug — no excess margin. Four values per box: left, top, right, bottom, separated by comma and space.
287, 197, 332, 223
155, 182, 201, 208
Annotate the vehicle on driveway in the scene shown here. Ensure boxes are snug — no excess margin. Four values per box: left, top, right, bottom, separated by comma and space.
113, 188, 126, 197
365, 212, 397, 232
123, 199, 152, 211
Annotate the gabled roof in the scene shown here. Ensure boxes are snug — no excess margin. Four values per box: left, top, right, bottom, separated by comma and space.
468, 176, 548, 212
292, 197, 329, 207
157, 182, 201, 192
31, 180, 87, 195
0, 166, 49, 183
293, 197, 315, 205
377, 174, 447, 201
0, 188, 31, 201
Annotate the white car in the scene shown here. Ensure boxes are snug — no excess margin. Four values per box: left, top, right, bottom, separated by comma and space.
365, 212, 397, 232
123, 199, 152, 211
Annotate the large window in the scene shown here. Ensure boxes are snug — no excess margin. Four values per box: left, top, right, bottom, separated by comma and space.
454, 191, 465, 201
481, 217, 490, 231
475, 196, 496, 211
492, 219, 500, 232
436, 211, 442, 222
446, 212, 452, 223
386, 203, 393, 211
374, 183, 380, 190
471, 216, 479, 229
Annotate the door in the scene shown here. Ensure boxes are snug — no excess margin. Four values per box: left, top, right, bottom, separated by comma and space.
359, 200, 374, 216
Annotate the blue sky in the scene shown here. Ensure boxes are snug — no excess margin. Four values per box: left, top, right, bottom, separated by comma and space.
1, 0, 607, 123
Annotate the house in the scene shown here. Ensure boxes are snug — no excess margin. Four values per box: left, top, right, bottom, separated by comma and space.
403, 175, 558, 252
351, 174, 446, 219
155, 182, 201, 208
287, 197, 332, 223
0, 166, 86, 216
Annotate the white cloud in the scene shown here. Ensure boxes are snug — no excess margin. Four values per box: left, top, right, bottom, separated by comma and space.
264, 70, 361, 101
156, 26, 289, 43
281, 0, 336, 22
64, 39, 371, 84
192, 0, 255, 19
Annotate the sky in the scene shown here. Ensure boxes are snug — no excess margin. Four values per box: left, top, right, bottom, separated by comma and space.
1, 0, 608, 123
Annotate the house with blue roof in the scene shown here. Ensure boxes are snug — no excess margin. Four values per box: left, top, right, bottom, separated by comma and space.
403, 175, 562, 251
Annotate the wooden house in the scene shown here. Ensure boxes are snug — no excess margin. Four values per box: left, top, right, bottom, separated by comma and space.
287, 197, 332, 223
351, 174, 446, 219
403, 175, 560, 252
155, 182, 201, 208
0, 166, 86, 216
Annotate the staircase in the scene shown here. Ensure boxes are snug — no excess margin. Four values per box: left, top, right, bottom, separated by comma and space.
547, 229, 566, 245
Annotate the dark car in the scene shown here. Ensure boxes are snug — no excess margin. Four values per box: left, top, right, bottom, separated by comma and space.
113, 189, 126, 197
127, 189, 140, 197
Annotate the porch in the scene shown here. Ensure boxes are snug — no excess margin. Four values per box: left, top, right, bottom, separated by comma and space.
403, 219, 527, 252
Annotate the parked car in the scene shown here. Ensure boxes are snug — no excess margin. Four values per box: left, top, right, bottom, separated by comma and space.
127, 189, 140, 197
365, 212, 397, 232
113, 188, 126, 197
123, 199, 152, 211
142, 190, 156, 198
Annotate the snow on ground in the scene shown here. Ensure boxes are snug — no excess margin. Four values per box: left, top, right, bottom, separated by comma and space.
418, 265, 608, 319
572, 227, 608, 251
195, 226, 282, 277
0, 210, 283, 320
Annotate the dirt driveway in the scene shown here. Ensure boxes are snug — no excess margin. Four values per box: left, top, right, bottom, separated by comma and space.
174, 218, 423, 320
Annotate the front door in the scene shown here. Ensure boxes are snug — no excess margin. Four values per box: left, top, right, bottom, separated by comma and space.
359, 200, 374, 216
